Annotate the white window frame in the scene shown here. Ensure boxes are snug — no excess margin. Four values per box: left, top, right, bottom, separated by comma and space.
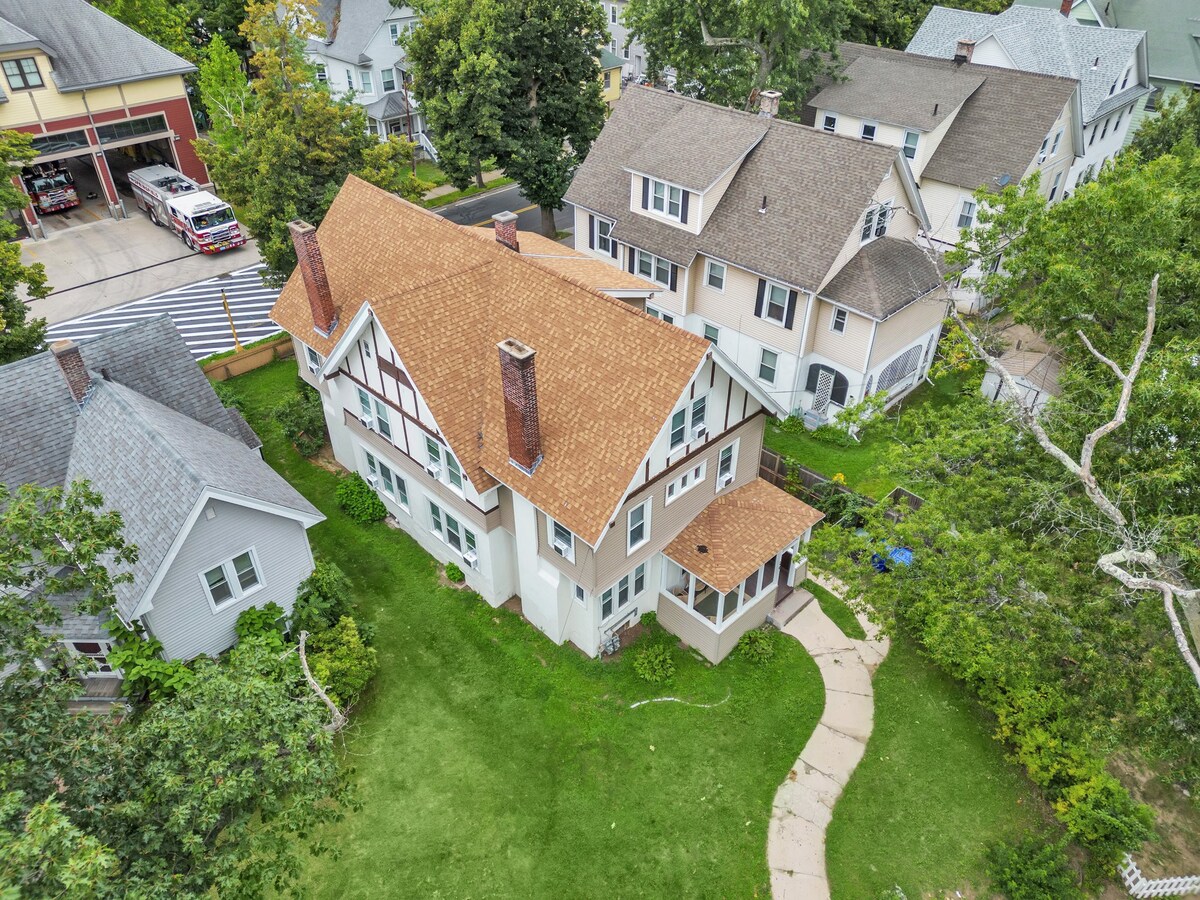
902, 130, 919, 160
830, 307, 848, 334
646, 304, 675, 324
666, 460, 707, 504
763, 281, 789, 324
1050, 129, 1063, 157
594, 217, 615, 255
573, 582, 587, 605
758, 347, 779, 385
425, 436, 443, 478
315, 64, 327, 83
600, 563, 647, 621
610, 4, 617, 23
703, 322, 720, 345
382, 68, 396, 92
199, 548, 264, 613
446, 451, 465, 493
390, 22, 401, 44
957, 198, 977, 230
305, 345, 322, 374
1048, 170, 1063, 201
705, 259, 726, 292
345, 69, 353, 89
549, 519, 575, 563
636, 250, 673, 288
373, 397, 392, 441
668, 407, 687, 449
627, 501, 650, 553
649, 178, 683, 220
860, 199, 893, 244
1037, 135, 1049, 163
860, 120, 877, 141
360, 70, 373, 94
716, 440, 738, 491
822, 113, 837, 133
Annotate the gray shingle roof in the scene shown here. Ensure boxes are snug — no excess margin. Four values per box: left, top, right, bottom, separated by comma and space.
820, 238, 944, 319
566, 85, 903, 294
0, 0, 194, 90
0, 13, 43, 50
906, 4, 1145, 122
809, 54, 986, 131
831, 43, 1079, 192
66, 380, 321, 619
308, 0, 399, 66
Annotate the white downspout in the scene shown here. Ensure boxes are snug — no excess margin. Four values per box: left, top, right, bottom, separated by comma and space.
789, 290, 817, 416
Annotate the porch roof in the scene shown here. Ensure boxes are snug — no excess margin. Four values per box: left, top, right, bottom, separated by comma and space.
665, 479, 824, 593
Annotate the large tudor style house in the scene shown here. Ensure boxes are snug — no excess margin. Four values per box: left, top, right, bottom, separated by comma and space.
272, 176, 823, 663
0, 318, 323, 695
564, 85, 948, 426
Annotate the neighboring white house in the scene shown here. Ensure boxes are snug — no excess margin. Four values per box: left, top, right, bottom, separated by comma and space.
907, 3, 1149, 192
600, 0, 649, 79
982, 349, 1061, 414
304, 0, 430, 152
272, 176, 824, 663
0, 318, 323, 696
565, 85, 948, 426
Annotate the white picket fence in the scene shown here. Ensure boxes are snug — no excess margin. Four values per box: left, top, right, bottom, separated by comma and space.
1122, 854, 1200, 897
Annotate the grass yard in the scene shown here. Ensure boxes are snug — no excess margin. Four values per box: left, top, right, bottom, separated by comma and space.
225, 360, 826, 898
825, 637, 1045, 899
764, 372, 971, 499
804, 579, 866, 640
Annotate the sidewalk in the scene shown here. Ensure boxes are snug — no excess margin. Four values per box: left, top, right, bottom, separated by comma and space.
423, 169, 508, 202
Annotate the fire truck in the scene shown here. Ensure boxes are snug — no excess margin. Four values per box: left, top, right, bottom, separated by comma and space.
127, 165, 246, 254
22, 161, 80, 214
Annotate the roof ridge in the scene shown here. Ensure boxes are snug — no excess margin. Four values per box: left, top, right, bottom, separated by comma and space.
85, 379, 205, 488
851, 41, 1081, 87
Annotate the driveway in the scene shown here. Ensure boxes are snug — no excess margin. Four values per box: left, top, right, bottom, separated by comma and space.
22, 211, 260, 326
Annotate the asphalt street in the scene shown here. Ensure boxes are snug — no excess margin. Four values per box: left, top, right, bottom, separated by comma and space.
432, 182, 575, 233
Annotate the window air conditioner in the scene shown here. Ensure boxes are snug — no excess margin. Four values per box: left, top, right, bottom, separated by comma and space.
366, 473, 379, 488
307, 361, 320, 375
691, 423, 707, 440
359, 414, 375, 430
425, 462, 442, 479
462, 549, 478, 567
718, 472, 734, 488
552, 537, 571, 557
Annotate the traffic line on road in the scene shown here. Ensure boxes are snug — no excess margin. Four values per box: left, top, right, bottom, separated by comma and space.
469, 203, 537, 227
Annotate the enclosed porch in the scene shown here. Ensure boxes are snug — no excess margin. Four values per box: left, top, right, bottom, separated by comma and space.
657, 480, 823, 663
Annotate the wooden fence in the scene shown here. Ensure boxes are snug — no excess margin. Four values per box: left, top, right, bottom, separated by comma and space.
760, 448, 924, 522
1121, 854, 1200, 897
202, 335, 294, 381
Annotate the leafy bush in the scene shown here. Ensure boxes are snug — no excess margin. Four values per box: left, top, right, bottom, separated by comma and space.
986, 832, 1082, 900
445, 562, 465, 583
273, 384, 326, 457
292, 561, 354, 635
306, 616, 379, 707
811, 423, 856, 447
632, 643, 675, 683
107, 621, 194, 702
736, 628, 775, 664
235, 602, 286, 653
211, 379, 244, 411
876, 888, 907, 900
336, 473, 388, 523
639, 610, 658, 628
1053, 773, 1155, 868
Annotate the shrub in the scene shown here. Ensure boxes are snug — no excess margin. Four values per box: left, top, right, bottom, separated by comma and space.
306, 616, 379, 707
292, 561, 354, 635
107, 620, 194, 702
736, 628, 775, 665
1053, 773, 1155, 869
633, 643, 675, 683
876, 888, 908, 900
211, 379, 244, 411
273, 384, 326, 457
811, 423, 855, 447
445, 562, 465, 583
336, 473, 388, 523
639, 610, 658, 628
235, 602, 286, 652
986, 832, 1082, 900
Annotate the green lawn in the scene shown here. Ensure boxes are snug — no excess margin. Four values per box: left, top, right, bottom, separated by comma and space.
764, 372, 971, 499
826, 637, 1044, 899
225, 360, 826, 898
803, 579, 866, 640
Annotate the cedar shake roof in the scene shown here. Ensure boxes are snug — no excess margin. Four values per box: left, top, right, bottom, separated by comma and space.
821, 238, 945, 319
466, 227, 660, 294
271, 176, 710, 546
829, 43, 1079, 192
664, 480, 824, 593
566, 85, 904, 293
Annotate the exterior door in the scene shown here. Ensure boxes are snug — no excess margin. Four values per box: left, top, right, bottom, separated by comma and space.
776, 551, 794, 602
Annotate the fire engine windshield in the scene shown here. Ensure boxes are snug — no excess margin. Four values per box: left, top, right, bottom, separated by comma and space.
190, 206, 235, 231
29, 174, 72, 191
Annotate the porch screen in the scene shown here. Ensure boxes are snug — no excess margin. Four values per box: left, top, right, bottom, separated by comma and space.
877, 344, 923, 392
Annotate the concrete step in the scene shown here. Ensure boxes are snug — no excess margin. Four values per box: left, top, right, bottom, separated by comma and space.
767, 588, 815, 629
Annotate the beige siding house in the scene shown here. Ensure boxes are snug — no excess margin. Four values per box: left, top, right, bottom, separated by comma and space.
273, 177, 823, 663
565, 86, 948, 426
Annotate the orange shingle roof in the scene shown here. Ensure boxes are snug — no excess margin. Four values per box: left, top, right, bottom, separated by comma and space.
664, 480, 824, 593
466, 226, 661, 294
271, 176, 709, 545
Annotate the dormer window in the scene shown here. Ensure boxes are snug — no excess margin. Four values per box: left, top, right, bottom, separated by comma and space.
860, 121, 877, 142
650, 179, 682, 219
902, 130, 919, 159
3, 58, 43, 91
822, 113, 837, 133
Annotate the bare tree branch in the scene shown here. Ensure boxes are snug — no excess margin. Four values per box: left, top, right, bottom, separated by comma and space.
298, 630, 347, 734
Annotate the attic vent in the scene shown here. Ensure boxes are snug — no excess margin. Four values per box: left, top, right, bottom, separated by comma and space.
998, 173, 1013, 187
696, 544, 709, 554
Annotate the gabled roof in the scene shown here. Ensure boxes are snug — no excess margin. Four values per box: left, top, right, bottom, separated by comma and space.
1104, 0, 1200, 85
829, 43, 1079, 192
0, 0, 194, 91
307, 0, 403, 66
271, 176, 711, 546
566, 85, 908, 294
809, 54, 986, 131
466, 227, 660, 295
907, 3, 1146, 121
0, 317, 252, 490
820, 238, 944, 319
600, 48, 625, 71
66, 380, 321, 619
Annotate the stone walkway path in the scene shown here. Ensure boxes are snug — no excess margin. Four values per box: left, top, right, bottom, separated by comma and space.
768, 587, 889, 900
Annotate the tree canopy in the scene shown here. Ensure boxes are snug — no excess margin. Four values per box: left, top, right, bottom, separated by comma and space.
0, 130, 50, 366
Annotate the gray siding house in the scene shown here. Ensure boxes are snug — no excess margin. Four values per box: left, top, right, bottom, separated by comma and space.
0, 317, 322, 685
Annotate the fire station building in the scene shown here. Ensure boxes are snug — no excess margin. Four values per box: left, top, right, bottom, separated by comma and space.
0, 0, 208, 239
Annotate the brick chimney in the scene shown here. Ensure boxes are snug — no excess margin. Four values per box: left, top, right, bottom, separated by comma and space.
954, 39, 975, 63
758, 89, 782, 118
492, 211, 519, 252
497, 338, 542, 475
1060, 0, 1072, 17
51, 339, 91, 405
287, 220, 338, 337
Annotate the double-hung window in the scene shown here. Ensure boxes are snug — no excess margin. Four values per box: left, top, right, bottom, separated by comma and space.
716, 442, 735, 489
691, 395, 707, 437
315, 64, 328, 83
830, 307, 848, 334
636, 250, 672, 288
646, 305, 675, 324
305, 345, 322, 373
1038, 135, 1049, 163
1049, 171, 1063, 201
627, 501, 649, 552
1121, 66, 1130, 90
822, 113, 837, 133
596, 218, 614, 255
382, 68, 396, 92
668, 395, 706, 451
3, 58, 42, 91
860, 121, 877, 141
390, 22, 401, 44
550, 519, 575, 563
345, 69, 353, 89
610, 4, 617, 23
705, 260, 726, 291
360, 71, 373, 94
357, 388, 390, 439
1050, 129, 1062, 157
703, 323, 720, 345
860, 200, 892, 243
446, 452, 464, 492
201, 550, 262, 610
763, 282, 789, 324
669, 407, 687, 449
650, 179, 682, 219
373, 397, 392, 440
1100, 116, 1110, 140
759, 348, 778, 385
600, 564, 646, 619
425, 436, 443, 477
957, 199, 976, 230
902, 130, 919, 160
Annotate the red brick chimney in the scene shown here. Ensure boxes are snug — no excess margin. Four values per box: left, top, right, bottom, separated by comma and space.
954, 39, 975, 63
498, 338, 542, 475
1060, 0, 1072, 17
51, 339, 91, 405
492, 211, 519, 252
288, 220, 338, 336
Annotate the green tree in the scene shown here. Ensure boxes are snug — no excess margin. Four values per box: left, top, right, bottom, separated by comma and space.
405, 0, 509, 190
185, 0, 253, 60
196, 0, 428, 284
842, 0, 1011, 50
1130, 89, 1200, 163
93, 0, 195, 63
196, 32, 252, 150
623, 0, 850, 113
0, 793, 119, 898
0, 130, 50, 365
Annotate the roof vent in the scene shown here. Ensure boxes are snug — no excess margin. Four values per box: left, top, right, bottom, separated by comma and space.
933, 102, 939, 117
1092, 56, 1100, 70
759, 194, 768, 214
696, 544, 709, 554
998, 173, 1013, 187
